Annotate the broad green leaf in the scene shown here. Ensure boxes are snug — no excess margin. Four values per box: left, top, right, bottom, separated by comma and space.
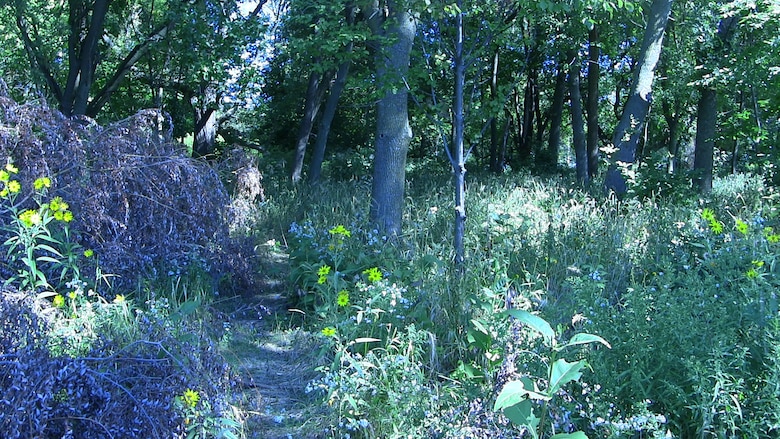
549, 359, 586, 395
550, 432, 588, 439
559, 333, 611, 350
503, 399, 540, 434
468, 319, 493, 349
456, 362, 485, 379
494, 379, 550, 412
505, 309, 555, 345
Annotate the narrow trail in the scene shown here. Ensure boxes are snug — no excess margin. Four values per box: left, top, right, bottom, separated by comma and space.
218, 250, 331, 439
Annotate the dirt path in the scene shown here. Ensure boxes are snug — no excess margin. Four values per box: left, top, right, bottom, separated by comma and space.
218, 252, 331, 439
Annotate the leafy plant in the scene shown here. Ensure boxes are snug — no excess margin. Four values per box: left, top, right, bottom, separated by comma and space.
493, 309, 610, 439
175, 388, 242, 439
1, 167, 84, 297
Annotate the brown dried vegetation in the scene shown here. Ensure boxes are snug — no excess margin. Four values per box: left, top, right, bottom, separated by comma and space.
0, 86, 258, 293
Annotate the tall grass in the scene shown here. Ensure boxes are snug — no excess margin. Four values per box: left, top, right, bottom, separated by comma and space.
278, 164, 780, 438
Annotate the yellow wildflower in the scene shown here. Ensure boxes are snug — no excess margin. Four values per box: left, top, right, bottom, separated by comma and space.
5, 163, 18, 173
52, 294, 65, 308
317, 264, 331, 284
321, 326, 337, 337
329, 224, 352, 238
113, 294, 125, 304
337, 290, 350, 307
182, 389, 200, 409
7, 180, 21, 194
710, 221, 723, 235
701, 208, 715, 222
33, 177, 51, 191
363, 267, 382, 283
18, 210, 41, 227
735, 219, 748, 236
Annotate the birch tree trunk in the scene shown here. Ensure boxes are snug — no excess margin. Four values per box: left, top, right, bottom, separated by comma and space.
604, 0, 673, 194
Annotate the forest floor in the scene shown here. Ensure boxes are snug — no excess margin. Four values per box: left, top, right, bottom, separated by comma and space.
217, 248, 331, 439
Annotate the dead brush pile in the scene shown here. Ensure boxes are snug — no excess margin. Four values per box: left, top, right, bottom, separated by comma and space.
0, 89, 257, 293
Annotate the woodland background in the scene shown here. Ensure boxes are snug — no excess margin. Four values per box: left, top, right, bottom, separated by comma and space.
1, 0, 780, 438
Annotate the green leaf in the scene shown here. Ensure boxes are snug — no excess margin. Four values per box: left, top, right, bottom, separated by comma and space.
505, 309, 555, 345
550, 432, 588, 439
502, 399, 540, 433
36, 256, 61, 264
467, 319, 493, 349
549, 359, 586, 395
559, 333, 611, 350
36, 243, 63, 257
494, 379, 550, 412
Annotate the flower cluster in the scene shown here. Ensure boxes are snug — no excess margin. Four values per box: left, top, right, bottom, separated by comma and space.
701, 208, 724, 234
363, 267, 382, 283
47, 197, 73, 222
317, 264, 331, 284
0, 163, 21, 197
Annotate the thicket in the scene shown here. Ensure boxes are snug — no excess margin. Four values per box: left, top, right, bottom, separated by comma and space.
0, 89, 257, 294
0, 93, 254, 438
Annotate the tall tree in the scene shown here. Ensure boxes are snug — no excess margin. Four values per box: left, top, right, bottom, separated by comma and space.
693, 12, 737, 192
291, 69, 333, 182
367, 0, 416, 236
604, 0, 673, 194
586, 25, 601, 180
569, 51, 589, 185
309, 3, 359, 184
10, 0, 173, 117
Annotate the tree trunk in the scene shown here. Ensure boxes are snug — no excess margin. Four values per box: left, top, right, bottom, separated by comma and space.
62, 0, 111, 116
666, 113, 682, 174
569, 54, 588, 186
308, 5, 357, 184
489, 50, 503, 173
604, 0, 673, 194
546, 61, 567, 169
193, 106, 217, 157
291, 71, 332, 183
451, 0, 466, 268
586, 26, 600, 180
368, 1, 416, 236
308, 61, 351, 184
518, 72, 537, 162
693, 87, 717, 193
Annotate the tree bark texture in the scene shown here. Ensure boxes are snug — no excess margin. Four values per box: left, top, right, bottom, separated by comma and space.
291, 71, 332, 183
569, 55, 588, 186
451, 0, 466, 268
586, 26, 601, 180
546, 62, 567, 168
604, 0, 673, 194
368, 1, 416, 236
693, 87, 717, 193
